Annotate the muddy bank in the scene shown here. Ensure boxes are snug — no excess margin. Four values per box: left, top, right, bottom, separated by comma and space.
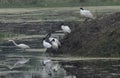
47, 12, 120, 57
1, 12, 120, 57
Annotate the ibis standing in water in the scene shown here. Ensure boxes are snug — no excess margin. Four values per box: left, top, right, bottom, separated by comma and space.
61, 24, 71, 34
47, 33, 61, 47
49, 37, 61, 47
80, 8, 94, 21
43, 33, 61, 50
8, 40, 30, 50
42, 37, 52, 49
51, 39, 59, 50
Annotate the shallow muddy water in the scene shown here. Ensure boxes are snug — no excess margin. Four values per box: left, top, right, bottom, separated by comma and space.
0, 37, 120, 78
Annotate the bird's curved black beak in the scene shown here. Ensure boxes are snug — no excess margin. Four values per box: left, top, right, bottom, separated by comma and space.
80, 8, 84, 10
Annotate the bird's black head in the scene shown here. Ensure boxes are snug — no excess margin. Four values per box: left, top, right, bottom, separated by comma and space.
80, 8, 84, 10
46, 33, 51, 38
42, 38, 46, 41
60, 23, 64, 26
52, 39, 55, 41
53, 69, 56, 72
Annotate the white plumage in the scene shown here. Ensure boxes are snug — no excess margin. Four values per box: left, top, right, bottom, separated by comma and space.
64, 75, 76, 78
9, 40, 30, 49
43, 40, 52, 49
80, 8, 94, 19
61, 25, 71, 33
45, 33, 61, 50
42, 36, 59, 50
43, 59, 52, 65
17, 44, 30, 49
16, 58, 29, 64
51, 39, 59, 50
49, 37, 61, 47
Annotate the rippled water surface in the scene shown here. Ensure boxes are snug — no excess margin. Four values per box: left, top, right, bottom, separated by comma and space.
0, 38, 120, 78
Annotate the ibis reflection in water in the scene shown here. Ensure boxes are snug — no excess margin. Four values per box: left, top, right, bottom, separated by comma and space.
41, 58, 66, 77
0, 56, 30, 70
0, 25, 76, 78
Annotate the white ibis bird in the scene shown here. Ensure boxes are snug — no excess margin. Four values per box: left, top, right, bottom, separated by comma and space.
8, 40, 30, 50
42, 38, 52, 49
49, 37, 61, 47
61, 24, 71, 34
47, 33, 61, 47
51, 39, 59, 50
80, 8, 94, 21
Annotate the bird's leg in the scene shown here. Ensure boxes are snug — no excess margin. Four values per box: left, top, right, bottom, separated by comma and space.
84, 18, 89, 23
23, 49, 26, 52
20, 49, 25, 52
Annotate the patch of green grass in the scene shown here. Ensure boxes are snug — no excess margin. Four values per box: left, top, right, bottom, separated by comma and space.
0, 6, 119, 23
0, 33, 21, 40
0, 0, 120, 8
0, 33, 4, 39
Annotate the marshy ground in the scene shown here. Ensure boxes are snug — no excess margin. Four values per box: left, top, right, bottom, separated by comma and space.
0, 6, 120, 78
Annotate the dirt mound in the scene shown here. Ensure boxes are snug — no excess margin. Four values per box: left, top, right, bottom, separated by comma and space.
47, 12, 120, 57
